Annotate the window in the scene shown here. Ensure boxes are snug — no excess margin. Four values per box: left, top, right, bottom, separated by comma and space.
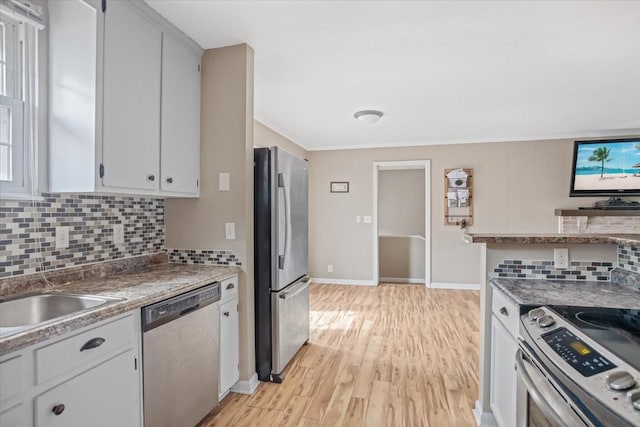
0, 9, 38, 197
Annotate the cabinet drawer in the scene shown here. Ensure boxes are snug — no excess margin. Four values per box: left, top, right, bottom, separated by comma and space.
491, 286, 519, 338
220, 275, 238, 302
35, 314, 135, 385
0, 356, 23, 403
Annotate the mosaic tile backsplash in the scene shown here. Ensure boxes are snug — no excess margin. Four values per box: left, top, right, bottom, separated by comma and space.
617, 244, 640, 273
167, 249, 242, 266
0, 193, 164, 278
492, 259, 613, 281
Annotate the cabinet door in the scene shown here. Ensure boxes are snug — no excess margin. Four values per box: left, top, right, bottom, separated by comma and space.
102, 0, 161, 192
34, 349, 140, 427
219, 299, 240, 398
160, 33, 201, 195
0, 403, 27, 427
490, 316, 517, 427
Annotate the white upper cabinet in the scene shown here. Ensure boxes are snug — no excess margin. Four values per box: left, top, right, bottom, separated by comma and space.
49, 0, 201, 197
160, 33, 201, 195
102, 1, 161, 192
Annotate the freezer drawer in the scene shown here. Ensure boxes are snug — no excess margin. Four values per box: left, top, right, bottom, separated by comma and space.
271, 277, 310, 381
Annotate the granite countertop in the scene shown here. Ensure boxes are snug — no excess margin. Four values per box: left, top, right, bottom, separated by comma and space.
464, 233, 640, 245
0, 262, 241, 356
491, 277, 640, 309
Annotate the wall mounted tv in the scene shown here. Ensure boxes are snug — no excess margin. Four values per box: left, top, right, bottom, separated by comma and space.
570, 138, 640, 197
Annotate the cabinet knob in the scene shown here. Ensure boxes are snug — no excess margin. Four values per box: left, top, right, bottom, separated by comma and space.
223, 311, 230, 317
499, 307, 508, 316
166, 177, 173, 184
148, 174, 156, 181
52, 404, 65, 415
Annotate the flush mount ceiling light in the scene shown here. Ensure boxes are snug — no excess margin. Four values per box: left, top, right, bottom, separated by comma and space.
354, 110, 383, 124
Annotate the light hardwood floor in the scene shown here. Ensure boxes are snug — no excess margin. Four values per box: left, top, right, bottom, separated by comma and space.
200, 283, 480, 427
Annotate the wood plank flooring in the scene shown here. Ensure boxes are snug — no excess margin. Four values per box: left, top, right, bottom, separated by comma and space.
199, 283, 480, 427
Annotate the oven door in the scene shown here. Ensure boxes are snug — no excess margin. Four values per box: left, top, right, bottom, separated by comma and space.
515, 343, 594, 427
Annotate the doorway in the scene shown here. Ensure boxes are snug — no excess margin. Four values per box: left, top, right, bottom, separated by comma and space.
373, 160, 430, 286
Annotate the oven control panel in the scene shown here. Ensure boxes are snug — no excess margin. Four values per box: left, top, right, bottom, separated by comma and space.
541, 327, 616, 377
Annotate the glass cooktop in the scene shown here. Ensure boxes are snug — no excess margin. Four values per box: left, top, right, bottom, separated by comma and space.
548, 306, 640, 371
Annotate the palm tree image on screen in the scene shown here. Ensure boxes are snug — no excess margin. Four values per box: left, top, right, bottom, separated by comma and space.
589, 146, 613, 178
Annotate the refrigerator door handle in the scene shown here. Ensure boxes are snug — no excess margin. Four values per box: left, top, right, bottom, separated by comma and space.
277, 172, 288, 270
279, 277, 311, 300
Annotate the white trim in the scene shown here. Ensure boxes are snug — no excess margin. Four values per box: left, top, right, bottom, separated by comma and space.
310, 277, 377, 286
430, 282, 480, 290
473, 400, 498, 427
373, 160, 431, 287
304, 130, 640, 152
379, 277, 425, 284
230, 372, 259, 395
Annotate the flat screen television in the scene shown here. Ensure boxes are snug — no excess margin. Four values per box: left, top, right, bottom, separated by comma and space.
570, 137, 640, 197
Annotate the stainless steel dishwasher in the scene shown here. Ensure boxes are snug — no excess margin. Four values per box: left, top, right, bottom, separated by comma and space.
142, 282, 221, 427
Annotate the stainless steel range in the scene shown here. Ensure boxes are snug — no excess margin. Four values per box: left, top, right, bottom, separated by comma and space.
517, 305, 640, 427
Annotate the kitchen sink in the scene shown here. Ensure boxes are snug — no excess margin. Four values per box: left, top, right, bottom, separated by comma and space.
0, 293, 124, 337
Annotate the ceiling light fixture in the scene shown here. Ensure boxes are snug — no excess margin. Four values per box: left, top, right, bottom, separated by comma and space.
354, 110, 383, 124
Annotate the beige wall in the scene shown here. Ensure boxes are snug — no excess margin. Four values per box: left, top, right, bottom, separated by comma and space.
309, 138, 617, 284
379, 169, 425, 236
379, 236, 425, 280
165, 44, 256, 381
254, 120, 309, 159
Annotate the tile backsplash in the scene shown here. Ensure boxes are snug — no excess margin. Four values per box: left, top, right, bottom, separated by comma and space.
167, 248, 242, 266
0, 193, 164, 278
492, 259, 613, 281
617, 243, 640, 273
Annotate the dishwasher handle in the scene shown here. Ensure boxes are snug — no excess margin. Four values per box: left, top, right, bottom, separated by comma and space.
179, 304, 199, 316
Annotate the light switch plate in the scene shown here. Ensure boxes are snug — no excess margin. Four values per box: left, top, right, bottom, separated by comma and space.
219, 173, 230, 191
225, 222, 235, 240
55, 226, 69, 249
356, 216, 361, 223
363, 216, 372, 224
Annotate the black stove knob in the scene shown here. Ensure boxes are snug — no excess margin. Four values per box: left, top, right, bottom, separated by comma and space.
528, 308, 545, 321
605, 371, 636, 391
536, 315, 556, 328
628, 390, 640, 410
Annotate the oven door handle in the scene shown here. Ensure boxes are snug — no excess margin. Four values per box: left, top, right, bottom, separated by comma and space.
515, 348, 573, 427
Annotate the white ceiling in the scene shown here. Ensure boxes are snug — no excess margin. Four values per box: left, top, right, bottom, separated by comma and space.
146, 1, 640, 151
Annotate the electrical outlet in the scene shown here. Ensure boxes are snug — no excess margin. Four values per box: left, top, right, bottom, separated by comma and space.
554, 248, 569, 269
113, 224, 124, 244
225, 223, 235, 240
327, 264, 333, 273
55, 226, 69, 249
219, 173, 230, 191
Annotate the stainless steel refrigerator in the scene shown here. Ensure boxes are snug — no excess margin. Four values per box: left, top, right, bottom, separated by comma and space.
254, 147, 309, 383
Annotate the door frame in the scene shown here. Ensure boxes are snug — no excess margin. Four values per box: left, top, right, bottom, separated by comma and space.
372, 160, 431, 286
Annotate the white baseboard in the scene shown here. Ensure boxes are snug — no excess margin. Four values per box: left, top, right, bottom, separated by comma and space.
473, 401, 498, 427
230, 372, 259, 395
310, 277, 377, 286
430, 282, 480, 290
379, 277, 425, 284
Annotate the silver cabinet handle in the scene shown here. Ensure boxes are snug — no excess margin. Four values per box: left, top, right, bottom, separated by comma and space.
499, 307, 508, 316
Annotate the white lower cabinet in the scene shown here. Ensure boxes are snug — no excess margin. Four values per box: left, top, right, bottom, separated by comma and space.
490, 285, 519, 427
219, 275, 240, 400
0, 311, 142, 427
35, 349, 139, 427
490, 315, 517, 427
